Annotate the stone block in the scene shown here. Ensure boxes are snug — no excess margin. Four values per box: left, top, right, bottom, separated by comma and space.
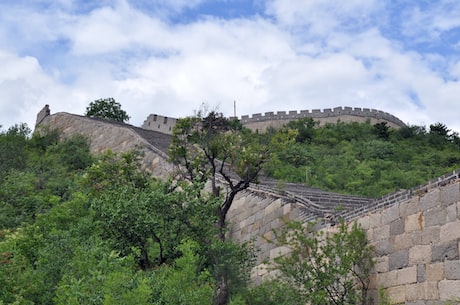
445, 260, 460, 280
426, 262, 445, 281
432, 240, 459, 262
440, 221, 460, 243
417, 264, 426, 282
374, 238, 394, 256
376, 270, 397, 288
389, 250, 409, 270
421, 188, 440, 211
441, 182, 460, 207
386, 285, 406, 304
447, 203, 458, 222
458, 201, 460, 219
397, 266, 417, 285
425, 208, 447, 227
265, 199, 282, 216
374, 224, 390, 240
390, 218, 405, 235
382, 204, 400, 225
409, 245, 432, 265
357, 215, 370, 230
405, 283, 423, 301
395, 233, 412, 251
424, 281, 440, 300
406, 212, 424, 232
439, 280, 460, 300
374, 256, 389, 273
421, 226, 440, 245
369, 211, 382, 227
400, 197, 421, 217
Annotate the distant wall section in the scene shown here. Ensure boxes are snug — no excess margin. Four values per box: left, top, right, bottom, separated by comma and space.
237, 106, 406, 132
142, 114, 177, 135
37, 111, 173, 179
143, 106, 406, 134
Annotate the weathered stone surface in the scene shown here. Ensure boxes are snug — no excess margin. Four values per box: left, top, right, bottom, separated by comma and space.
441, 182, 460, 207
374, 238, 394, 256
426, 262, 445, 281
400, 197, 421, 218
405, 283, 424, 301
395, 233, 412, 251
439, 280, 460, 300
447, 203, 458, 222
390, 218, 405, 235
374, 224, 390, 240
382, 204, 400, 225
389, 250, 409, 270
417, 264, 426, 282
369, 212, 382, 228
445, 260, 460, 280
376, 270, 397, 288
409, 245, 432, 265
397, 266, 417, 285
406, 212, 424, 232
374, 256, 389, 273
432, 240, 459, 262
386, 285, 406, 303
425, 208, 447, 227
421, 226, 440, 245
440, 221, 460, 243
421, 189, 441, 211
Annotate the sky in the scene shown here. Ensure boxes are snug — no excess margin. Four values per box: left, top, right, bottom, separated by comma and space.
1, 0, 460, 133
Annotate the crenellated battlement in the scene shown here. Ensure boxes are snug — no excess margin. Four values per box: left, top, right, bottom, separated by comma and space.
142, 106, 406, 134
234, 106, 406, 131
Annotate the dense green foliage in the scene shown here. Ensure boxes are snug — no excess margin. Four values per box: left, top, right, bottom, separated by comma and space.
1, 116, 459, 304
267, 220, 374, 305
265, 118, 460, 197
85, 97, 130, 123
0, 124, 253, 305
168, 111, 271, 305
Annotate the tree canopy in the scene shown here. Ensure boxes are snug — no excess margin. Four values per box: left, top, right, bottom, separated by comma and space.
85, 97, 130, 123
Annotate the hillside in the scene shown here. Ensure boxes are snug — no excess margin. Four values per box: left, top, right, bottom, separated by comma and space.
264, 118, 460, 197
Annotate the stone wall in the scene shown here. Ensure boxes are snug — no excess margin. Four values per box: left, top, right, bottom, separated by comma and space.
142, 114, 178, 135
37, 111, 173, 178
354, 171, 460, 304
36, 105, 459, 304
227, 170, 460, 304
142, 106, 406, 135
236, 106, 406, 132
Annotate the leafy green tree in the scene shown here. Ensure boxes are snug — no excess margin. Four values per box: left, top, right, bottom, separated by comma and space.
85, 97, 130, 123
268, 220, 374, 305
169, 110, 274, 305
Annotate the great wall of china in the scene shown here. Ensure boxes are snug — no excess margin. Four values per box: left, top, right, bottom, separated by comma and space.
140, 106, 407, 134
36, 105, 460, 304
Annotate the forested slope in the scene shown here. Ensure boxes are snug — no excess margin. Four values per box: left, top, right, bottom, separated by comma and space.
264, 119, 460, 197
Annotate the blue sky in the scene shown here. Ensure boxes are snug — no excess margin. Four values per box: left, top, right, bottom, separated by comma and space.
1, 0, 460, 133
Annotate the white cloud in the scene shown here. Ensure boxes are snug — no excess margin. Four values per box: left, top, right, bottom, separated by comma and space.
401, 1, 460, 41
0, 0, 460, 135
265, 0, 381, 35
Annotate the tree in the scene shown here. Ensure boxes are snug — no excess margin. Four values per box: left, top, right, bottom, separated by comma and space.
85, 98, 130, 123
268, 220, 375, 305
168, 110, 275, 305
